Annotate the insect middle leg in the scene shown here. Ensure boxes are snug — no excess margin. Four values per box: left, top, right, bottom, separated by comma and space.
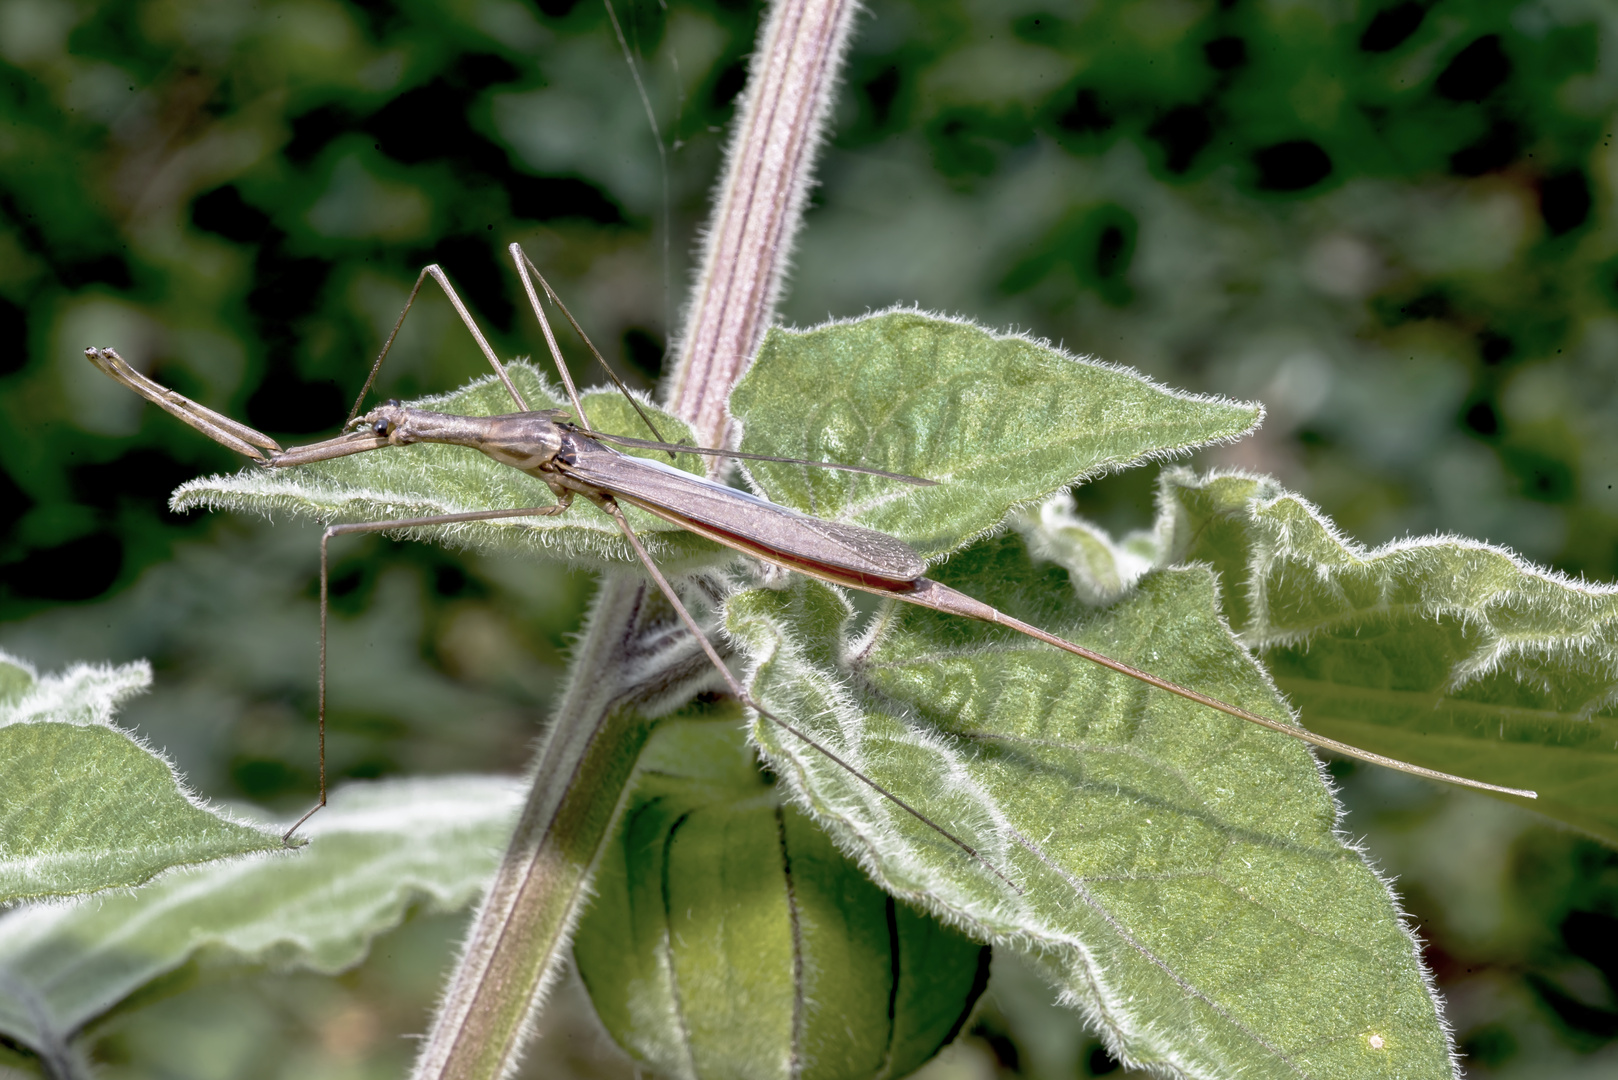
284, 498, 576, 842
349, 246, 664, 444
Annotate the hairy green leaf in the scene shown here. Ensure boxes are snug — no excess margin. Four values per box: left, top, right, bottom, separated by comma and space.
171, 364, 722, 568
727, 542, 1450, 1080
0, 652, 281, 904
1157, 468, 1615, 841
729, 311, 1261, 559
0, 776, 519, 1055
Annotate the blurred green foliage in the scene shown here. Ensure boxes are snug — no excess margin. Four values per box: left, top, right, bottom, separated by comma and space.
3, 0, 1618, 1077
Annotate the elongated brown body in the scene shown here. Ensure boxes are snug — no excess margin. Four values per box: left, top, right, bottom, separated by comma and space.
369, 404, 927, 590
85, 342, 1538, 804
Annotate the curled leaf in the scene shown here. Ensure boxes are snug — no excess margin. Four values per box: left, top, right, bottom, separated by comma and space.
1161, 467, 1614, 839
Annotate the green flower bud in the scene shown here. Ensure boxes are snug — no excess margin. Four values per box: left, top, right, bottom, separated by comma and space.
575, 720, 990, 1080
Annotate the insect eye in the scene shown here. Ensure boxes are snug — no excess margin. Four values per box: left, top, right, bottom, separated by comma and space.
373, 419, 390, 436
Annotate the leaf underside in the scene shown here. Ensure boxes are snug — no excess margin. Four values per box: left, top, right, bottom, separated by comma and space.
0, 776, 520, 1055
0, 652, 281, 905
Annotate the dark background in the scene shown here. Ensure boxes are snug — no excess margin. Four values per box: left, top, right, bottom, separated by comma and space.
1, 0, 1615, 1076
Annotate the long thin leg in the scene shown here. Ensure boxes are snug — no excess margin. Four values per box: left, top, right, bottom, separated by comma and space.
509, 243, 668, 448
594, 494, 1022, 894
346, 264, 531, 426
96, 261, 533, 458
508, 248, 590, 432
282, 499, 574, 842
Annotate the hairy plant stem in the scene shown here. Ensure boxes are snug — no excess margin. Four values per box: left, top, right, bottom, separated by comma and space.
407, 578, 659, 1080
665, 0, 862, 449
410, 1, 861, 1076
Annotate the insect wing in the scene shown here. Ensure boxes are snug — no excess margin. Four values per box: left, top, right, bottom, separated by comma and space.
562, 440, 926, 585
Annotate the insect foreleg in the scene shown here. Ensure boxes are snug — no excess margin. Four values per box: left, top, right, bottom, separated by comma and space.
85, 348, 283, 460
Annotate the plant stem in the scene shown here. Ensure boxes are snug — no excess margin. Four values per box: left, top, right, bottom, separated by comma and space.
410, 1, 860, 1076
408, 578, 658, 1080
664, 0, 862, 446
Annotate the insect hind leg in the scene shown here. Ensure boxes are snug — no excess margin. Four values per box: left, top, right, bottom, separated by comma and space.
592, 493, 1021, 895
509, 243, 668, 448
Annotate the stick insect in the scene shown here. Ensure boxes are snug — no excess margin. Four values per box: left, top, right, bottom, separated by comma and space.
84, 243, 1535, 883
